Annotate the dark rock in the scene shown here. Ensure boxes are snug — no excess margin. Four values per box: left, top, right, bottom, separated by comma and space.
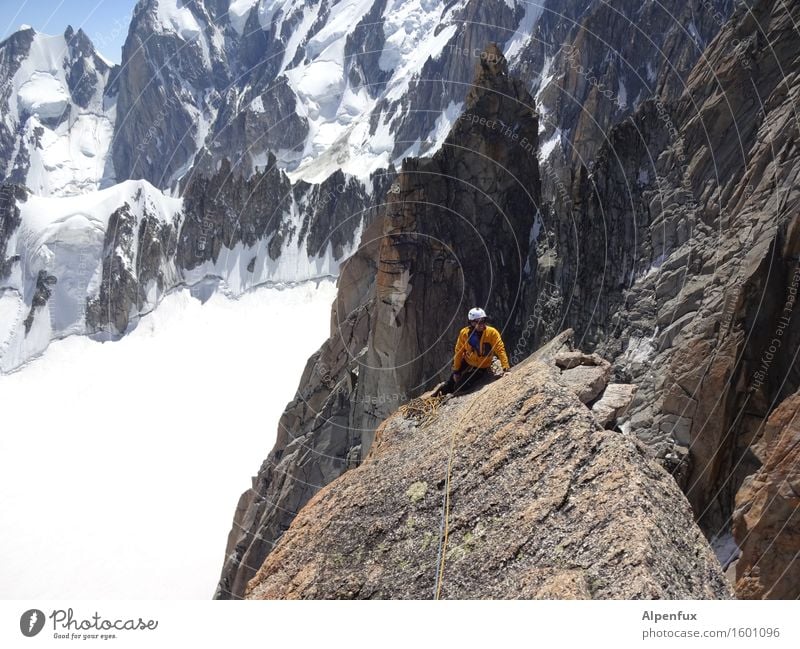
0, 184, 25, 281
22, 270, 57, 334
344, 0, 391, 96
86, 202, 178, 335
0, 29, 36, 183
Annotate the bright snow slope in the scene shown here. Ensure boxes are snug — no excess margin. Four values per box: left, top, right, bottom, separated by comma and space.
0, 279, 336, 599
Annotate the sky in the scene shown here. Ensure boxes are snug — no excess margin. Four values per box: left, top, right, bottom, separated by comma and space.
0, 0, 139, 63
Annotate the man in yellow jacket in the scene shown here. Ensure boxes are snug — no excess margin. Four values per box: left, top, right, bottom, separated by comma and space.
436, 307, 511, 396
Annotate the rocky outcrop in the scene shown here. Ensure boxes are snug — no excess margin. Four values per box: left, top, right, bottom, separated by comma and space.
529, 329, 637, 432
592, 383, 637, 429
245, 347, 731, 599
22, 270, 57, 334
733, 390, 800, 599
63, 26, 111, 109
549, 342, 637, 429
354, 42, 540, 438
555, 351, 611, 403
0, 183, 24, 282
86, 200, 180, 336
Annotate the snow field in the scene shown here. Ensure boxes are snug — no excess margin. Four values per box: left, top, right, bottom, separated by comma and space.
0, 279, 338, 598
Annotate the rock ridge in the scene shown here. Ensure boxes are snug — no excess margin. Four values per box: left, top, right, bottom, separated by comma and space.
245, 335, 731, 599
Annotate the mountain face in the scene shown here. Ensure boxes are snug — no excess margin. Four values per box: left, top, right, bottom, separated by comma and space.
519, 0, 734, 175
110, 0, 732, 190
0, 166, 385, 371
534, 0, 800, 546
0, 26, 117, 197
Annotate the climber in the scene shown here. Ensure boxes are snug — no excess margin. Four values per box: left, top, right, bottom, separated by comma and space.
434, 307, 511, 396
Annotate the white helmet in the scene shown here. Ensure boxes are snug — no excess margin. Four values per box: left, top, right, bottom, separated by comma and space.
468, 307, 487, 321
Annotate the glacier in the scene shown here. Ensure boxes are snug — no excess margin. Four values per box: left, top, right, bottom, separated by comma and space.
0, 278, 338, 598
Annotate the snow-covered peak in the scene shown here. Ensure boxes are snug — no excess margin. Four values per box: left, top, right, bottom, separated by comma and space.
115, 0, 531, 187
228, 0, 260, 34
239, 0, 471, 183
0, 26, 117, 196
155, 0, 205, 39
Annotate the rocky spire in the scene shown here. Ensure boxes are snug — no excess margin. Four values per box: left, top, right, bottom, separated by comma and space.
214, 42, 541, 599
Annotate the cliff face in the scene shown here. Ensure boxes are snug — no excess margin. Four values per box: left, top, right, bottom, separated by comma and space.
245, 335, 731, 599
214, 44, 541, 599
353, 43, 541, 440
517, 0, 800, 543
733, 390, 800, 599
516, 0, 732, 191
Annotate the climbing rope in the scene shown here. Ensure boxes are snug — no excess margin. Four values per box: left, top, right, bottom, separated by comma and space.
401, 376, 501, 599
432, 396, 482, 600
399, 395, 444, 426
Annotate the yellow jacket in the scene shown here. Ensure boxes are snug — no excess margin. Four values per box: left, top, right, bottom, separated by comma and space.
453, 325, 510, 371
